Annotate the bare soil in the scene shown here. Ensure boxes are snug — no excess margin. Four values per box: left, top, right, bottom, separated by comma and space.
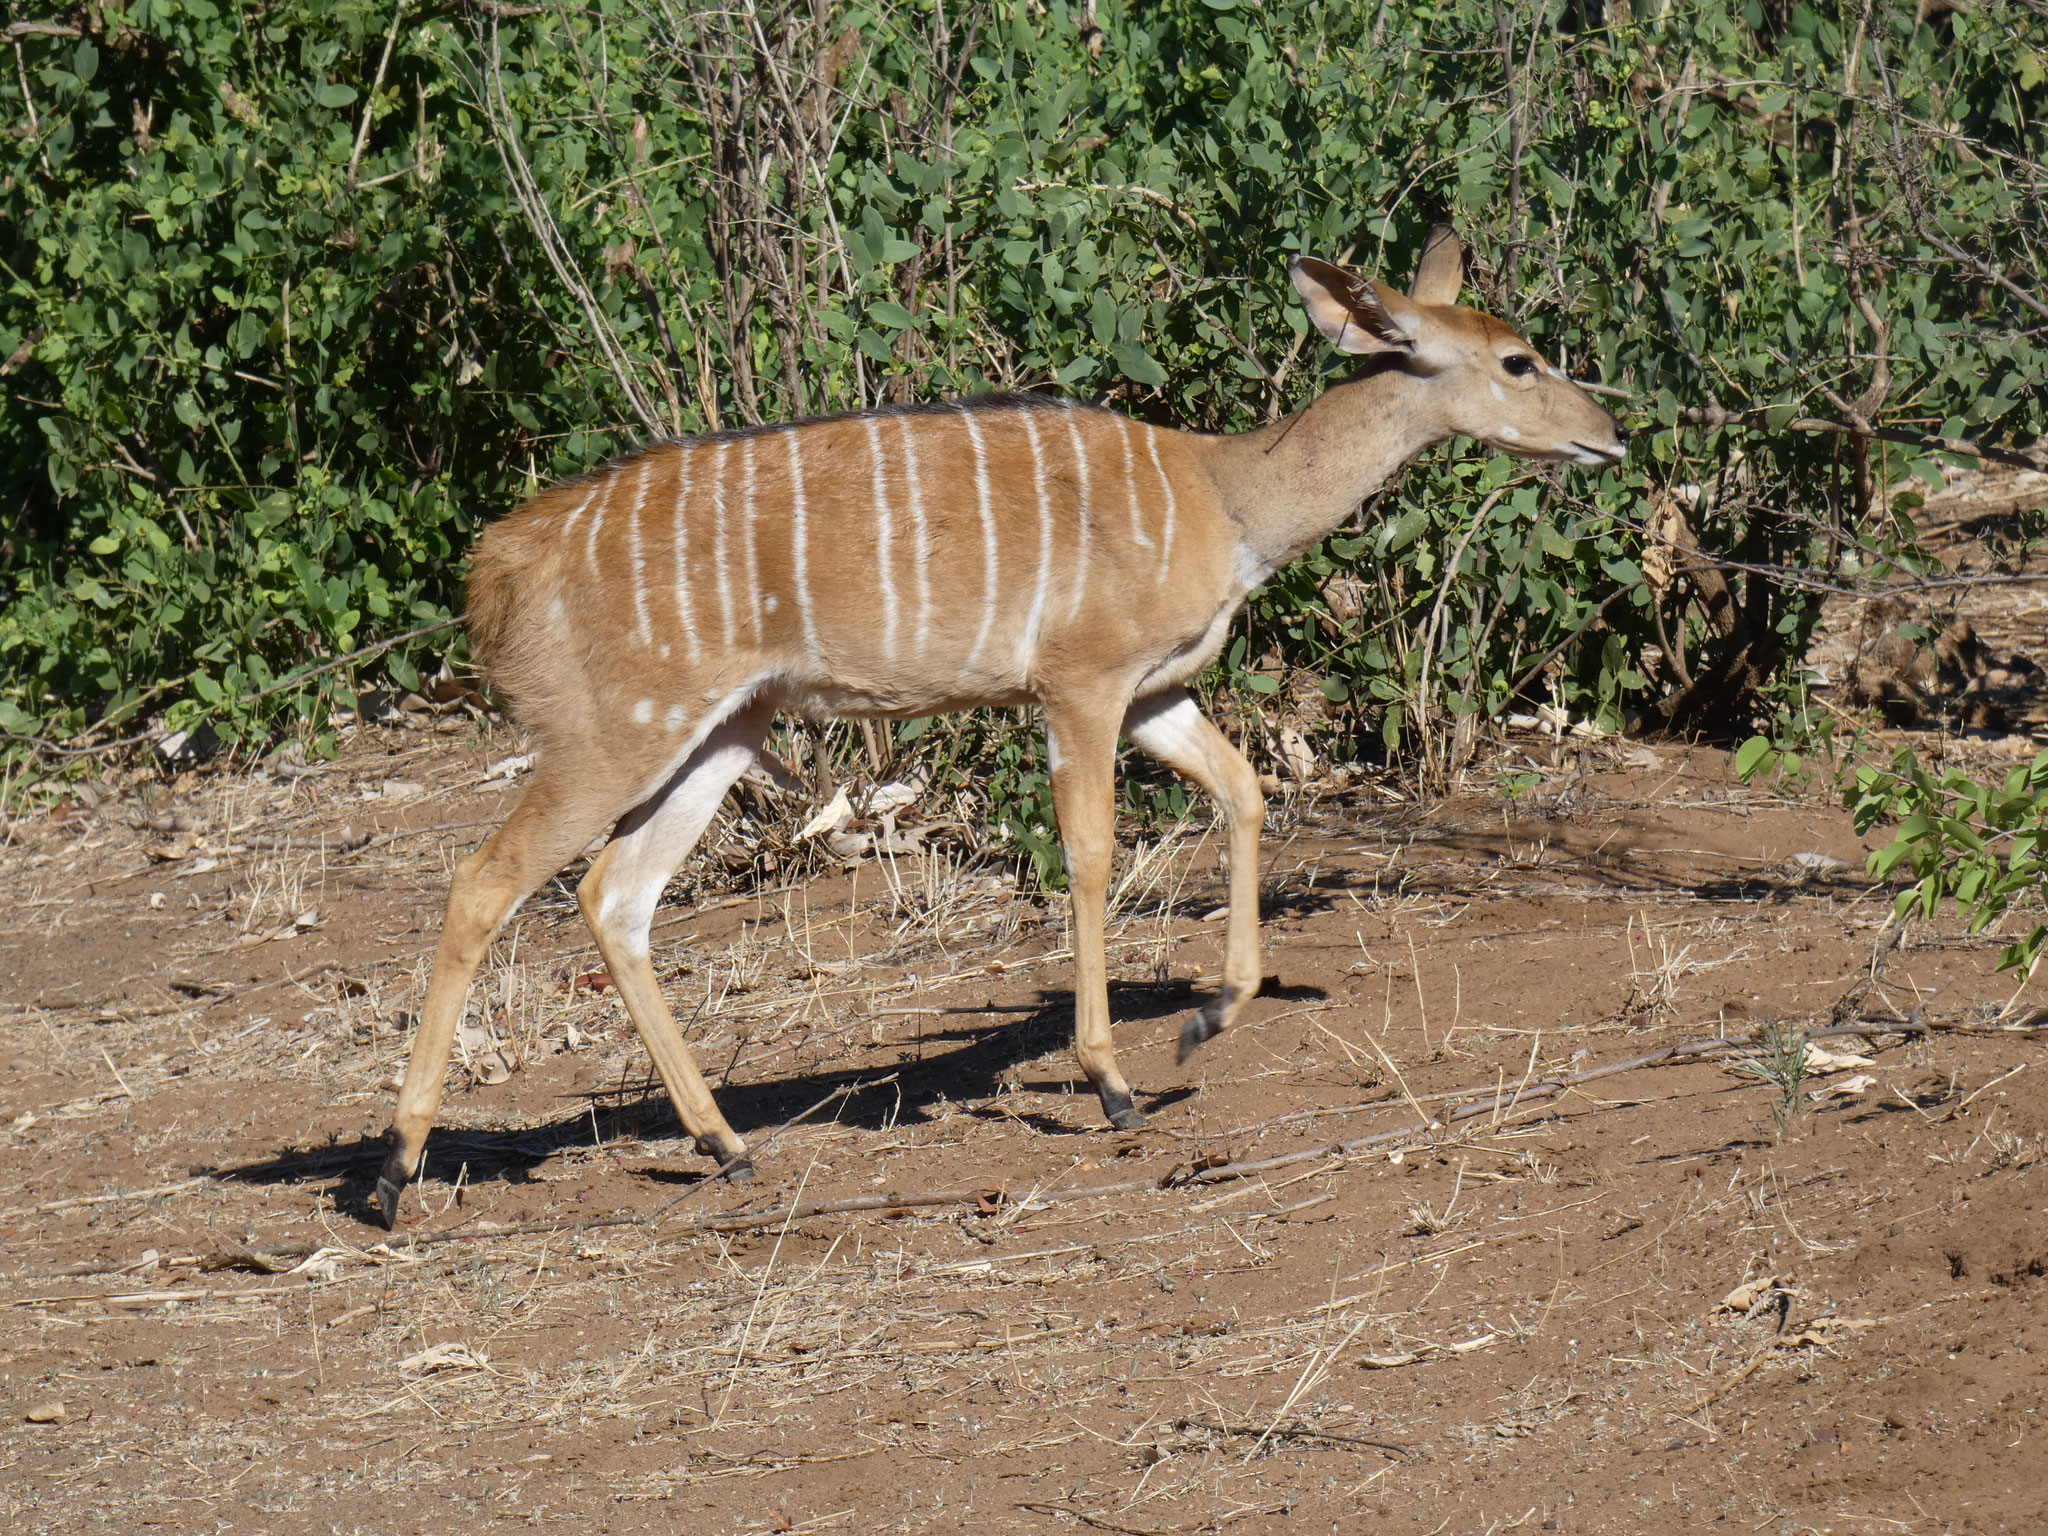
3, 718, 2045, 1536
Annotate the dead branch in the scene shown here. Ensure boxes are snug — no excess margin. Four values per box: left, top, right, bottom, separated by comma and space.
1679, 404, 2048, 473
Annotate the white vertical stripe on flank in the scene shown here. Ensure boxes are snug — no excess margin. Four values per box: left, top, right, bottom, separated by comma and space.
585, 471, 611, 581
897, 413, 933, 653
558, 485, 599, 538
1144, 427, 1177, 583
741, 437, 763, 643
1018, 409, 1053, 676
1060, 400, 1092, 620
1113, 415, 1156, 550
787, 428, 821, 666
710, 441, 735, 647
627, 454, 654, 646
670, 445, 700, 663
864, 416, 898, 661
958, 407, 999, 673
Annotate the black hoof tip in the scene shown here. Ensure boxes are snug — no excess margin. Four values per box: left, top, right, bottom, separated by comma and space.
1178, 1003, 1226, 1064
372, 1175, 405, 1230
697, 1138, 755, 1182
1100, 1089, 1148, 1132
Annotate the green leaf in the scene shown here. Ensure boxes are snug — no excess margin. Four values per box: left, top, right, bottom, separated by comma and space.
315, 83, 357, 109
1109, 343, 1167, 387
1733, 736, 1776, 780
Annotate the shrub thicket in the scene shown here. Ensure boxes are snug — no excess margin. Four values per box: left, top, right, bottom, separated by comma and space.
5, 1, 2044, 817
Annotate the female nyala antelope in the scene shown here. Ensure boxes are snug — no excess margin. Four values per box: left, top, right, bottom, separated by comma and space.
373, 230, 1628, 1226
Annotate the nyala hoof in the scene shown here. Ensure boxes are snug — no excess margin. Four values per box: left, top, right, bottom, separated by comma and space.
1099, 1087, 1148, 1132
696, 1137, 755, 1182
373, 1135, 417, 1229
372, 1174, 406, 1230
1178, 999, 1227, 1064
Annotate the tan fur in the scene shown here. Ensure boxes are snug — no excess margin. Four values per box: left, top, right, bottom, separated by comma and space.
372, 237, 1629, 1224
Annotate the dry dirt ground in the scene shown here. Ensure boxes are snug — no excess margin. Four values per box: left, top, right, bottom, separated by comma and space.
2, 719, 2045, 1536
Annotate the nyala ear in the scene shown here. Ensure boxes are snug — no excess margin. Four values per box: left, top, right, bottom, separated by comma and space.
1288, 256, 1421, 355
1408, 224, 1464, 306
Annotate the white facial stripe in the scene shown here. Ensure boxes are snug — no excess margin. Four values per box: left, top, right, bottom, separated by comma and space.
1061, 401, 1092, 622
787, 428, 820, 666
711, 441, 735, 646
1114, 414, 1156, 551
1019, 410, 1053, 677
627, 455, 653, 646
959, 408, 999, 673
865, 416, 898, 662
1145, 427, 1176, 584
1488, 380, 1505, 402
671, 447, 700, 664
898, 413, 933, 654
741, 438, 763, 644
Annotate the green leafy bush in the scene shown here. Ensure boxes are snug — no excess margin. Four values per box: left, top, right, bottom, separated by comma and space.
5, 0, 2045, 819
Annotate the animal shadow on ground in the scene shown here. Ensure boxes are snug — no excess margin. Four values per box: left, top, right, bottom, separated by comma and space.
205, 977, 1325, 1223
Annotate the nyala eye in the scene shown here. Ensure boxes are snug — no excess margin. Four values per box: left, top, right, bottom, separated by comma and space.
1502, 355, 1538, 378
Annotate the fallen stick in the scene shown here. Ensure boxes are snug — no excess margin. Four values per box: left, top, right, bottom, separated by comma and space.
1174, 1415, 1411, 1457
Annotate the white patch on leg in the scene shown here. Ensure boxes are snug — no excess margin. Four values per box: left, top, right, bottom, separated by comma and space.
589, 696, 773, 954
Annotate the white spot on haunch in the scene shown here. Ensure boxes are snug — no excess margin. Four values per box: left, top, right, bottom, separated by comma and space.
666, 704, 686, 732
633, 698, 654, 725
660, 643, 671, 659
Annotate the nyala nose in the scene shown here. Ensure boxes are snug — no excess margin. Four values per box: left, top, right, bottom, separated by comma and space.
1614, 423, 1632, 449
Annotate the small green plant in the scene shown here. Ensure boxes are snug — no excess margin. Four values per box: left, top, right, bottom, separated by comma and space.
1728, 1024, 1814, 1137
1732, 731, 1824, 796
1848, 748, 2048, 978
1498, 769, 1544, 803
